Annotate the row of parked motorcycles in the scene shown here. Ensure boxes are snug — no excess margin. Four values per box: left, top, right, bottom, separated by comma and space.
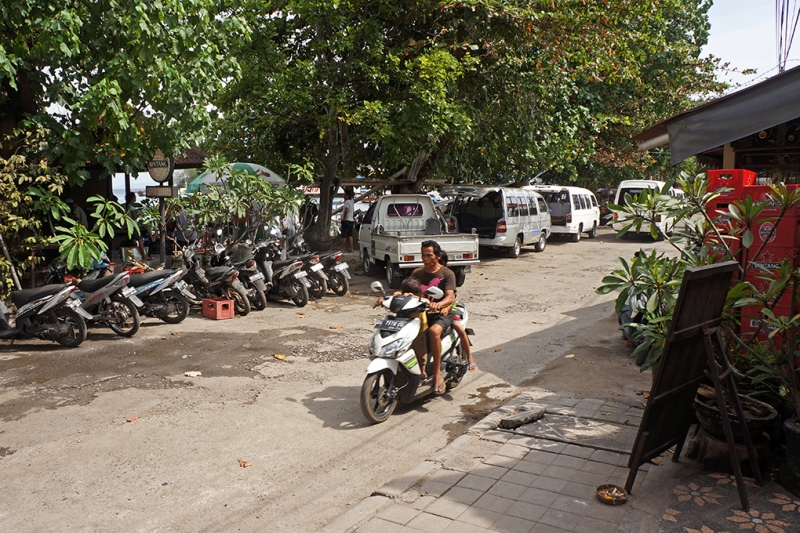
0, 235, 351, 348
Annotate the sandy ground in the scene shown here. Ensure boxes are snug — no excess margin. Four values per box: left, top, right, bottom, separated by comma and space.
0, 227, 666, 532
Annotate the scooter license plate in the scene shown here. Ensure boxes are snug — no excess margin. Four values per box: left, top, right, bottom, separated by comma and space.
250, 272, 264, 281
68, 299, 93, 320
175, 280, 188, 291
310, 264, 323, 272
121, 286, 136, 298
128, 294, 144, 307
182, 288, 197, 299
334, 262, 349, 271
294, 270, 307, 279
374, 319, 408, 332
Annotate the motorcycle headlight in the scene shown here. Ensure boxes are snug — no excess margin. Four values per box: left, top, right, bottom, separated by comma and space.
379, 338, 405, 356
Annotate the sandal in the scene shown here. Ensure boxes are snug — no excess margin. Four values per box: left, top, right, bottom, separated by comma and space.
468, 363, 478, 371
434, 380, 446, 395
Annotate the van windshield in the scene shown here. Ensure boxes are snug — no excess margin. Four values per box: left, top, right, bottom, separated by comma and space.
617, 188, 646, 207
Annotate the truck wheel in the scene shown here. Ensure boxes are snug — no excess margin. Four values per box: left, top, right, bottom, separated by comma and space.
455, 267, 467, 287
507, 236, 522, 258
385, 261, 402, 289
586, 223, 597, 239
362, 252, 375, 276
571, 226, 582, 242
534, 233, 547, 252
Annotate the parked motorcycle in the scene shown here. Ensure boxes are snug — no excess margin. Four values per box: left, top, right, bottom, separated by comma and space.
128, 269, 195, 324
48, 261, 142, 337
360, 282, 469, 424
253, 240, 310, 307
299, 252, 328, 300
319, 251, 350, 296
181, 245, 251, 315
0, 284, 91, 347
218, 242, 268, 311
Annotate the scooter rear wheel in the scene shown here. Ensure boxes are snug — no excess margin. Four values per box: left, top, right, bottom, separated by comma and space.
360, 370, 397, 424
308, 275, 327, 299
53, 308, 87, 347
226, 285, 251, 316
107, 296, 140, 337
329, 271, 349, 296
160, 290, 190, 324
291, 280, 309, 308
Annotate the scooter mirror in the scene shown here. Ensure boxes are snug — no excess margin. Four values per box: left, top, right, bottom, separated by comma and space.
424, 286, 444, 300
216, 228, 223, 236
370, 281, 385, 294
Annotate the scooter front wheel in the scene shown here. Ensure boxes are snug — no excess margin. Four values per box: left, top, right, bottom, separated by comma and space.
360, 370, 397, 424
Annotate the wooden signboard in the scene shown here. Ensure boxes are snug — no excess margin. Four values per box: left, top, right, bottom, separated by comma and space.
624, 261, 761, 510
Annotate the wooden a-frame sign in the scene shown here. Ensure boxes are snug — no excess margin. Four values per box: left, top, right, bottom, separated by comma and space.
624, 261, 762, 511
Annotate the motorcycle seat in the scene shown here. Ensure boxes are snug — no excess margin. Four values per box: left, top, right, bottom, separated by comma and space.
78, 276, 117, 292
128, 270, 174, 287
11, 284, 68, 307
271, 259, 299, 270
205, 266, 235, 280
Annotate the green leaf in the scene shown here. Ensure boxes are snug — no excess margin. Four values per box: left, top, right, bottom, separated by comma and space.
742, 230, 754, 248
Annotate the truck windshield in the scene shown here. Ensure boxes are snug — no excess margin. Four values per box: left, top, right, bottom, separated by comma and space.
387, 203, 424, 217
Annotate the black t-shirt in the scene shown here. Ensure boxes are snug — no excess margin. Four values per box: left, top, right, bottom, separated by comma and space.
410, 266, 456, 302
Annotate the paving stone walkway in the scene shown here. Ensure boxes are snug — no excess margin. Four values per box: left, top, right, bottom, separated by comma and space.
316, 391, 800, 533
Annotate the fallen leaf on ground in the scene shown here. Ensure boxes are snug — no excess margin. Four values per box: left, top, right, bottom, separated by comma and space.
171, 332, 179, 336
650, 458, 663, 466
660, 452, 670, 457
184, 371, 202, 377
273, 354, 286, 360
296, 314, 306, 319
643, 392, 650, 399
329, 326, 344, 329
564, 354, 575, 359
494, 348, 502, 352
126, 416, 139, 423
238, 460, 252, 468
532, 321, 543, 324
161, 336, 167, 340
608, 390, 621, 396
635, 390, 645, 396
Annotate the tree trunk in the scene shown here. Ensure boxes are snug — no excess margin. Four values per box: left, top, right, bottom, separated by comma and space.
305, 109, 340, 251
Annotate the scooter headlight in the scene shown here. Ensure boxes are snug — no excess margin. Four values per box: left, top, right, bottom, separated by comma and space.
379, 338, 405, 356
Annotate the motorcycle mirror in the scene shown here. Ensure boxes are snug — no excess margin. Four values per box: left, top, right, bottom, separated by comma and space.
216, 228, 223, 236
370, 281, 385, 294
424, 286, 444, 300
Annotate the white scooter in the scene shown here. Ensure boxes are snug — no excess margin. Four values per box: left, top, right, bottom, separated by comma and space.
360, 281, 471, 424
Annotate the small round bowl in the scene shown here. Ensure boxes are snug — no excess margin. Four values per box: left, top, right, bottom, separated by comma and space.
596, 484, 628, 506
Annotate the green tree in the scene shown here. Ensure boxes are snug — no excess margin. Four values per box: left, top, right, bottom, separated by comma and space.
1, 0, 249, 181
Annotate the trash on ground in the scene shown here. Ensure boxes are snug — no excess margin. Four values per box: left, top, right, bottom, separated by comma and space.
238, 460, 252, 468
184, 371, 202, 377
126, 416, 139, 423
608, 390, 620, 396
329, 326, 344, 329
494, 348, 502, 352
273, 354, 286, 360
564, 354, 575, 359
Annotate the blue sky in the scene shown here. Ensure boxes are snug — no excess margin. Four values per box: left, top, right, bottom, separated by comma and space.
705, 1, 800, 89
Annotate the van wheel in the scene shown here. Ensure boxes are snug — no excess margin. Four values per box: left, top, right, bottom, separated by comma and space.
507, 236, 522, 258
455, 267, 467, 287
586, 223, 597, 239
534, 233, 547, 252
386, 261, 402, 289
571, 227, 582, 242
363, 252, 375, 276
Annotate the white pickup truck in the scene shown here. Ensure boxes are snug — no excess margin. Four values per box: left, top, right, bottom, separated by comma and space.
358, 194, 480, 289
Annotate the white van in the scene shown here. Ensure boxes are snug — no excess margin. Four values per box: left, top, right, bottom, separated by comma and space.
611, 180, 685, 237
525, 185, 600, 242
442, 186, 551, 258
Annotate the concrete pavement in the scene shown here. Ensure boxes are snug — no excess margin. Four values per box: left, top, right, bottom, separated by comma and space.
316, 390, 800, 533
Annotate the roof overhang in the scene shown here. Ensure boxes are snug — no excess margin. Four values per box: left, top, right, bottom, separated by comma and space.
635, 65, 800, 165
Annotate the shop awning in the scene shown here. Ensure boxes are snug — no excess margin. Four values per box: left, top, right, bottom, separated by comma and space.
635, 65, 800, 165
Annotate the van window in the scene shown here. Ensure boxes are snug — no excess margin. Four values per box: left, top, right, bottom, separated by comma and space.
506, 196, 518, 218
541, 191, 570, 218
537, 197, 548, 213
572, 194, 582, 210
363, 202, 377, 224
617, 188, 646, 207
528, 196, 538, 215
518, 196, 529, 217
590, 195, 598, 207
387, 203, 424, 217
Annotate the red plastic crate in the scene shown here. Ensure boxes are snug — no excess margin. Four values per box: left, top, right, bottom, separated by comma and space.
704, 233, 741, 261
743, 184, 800, 217
708, 169, 756, 199
739, 306, 780, 345
744, 246, 800, 272
743, 269, 797, 310
746, 216, 800, 248
202, 298, 234, 320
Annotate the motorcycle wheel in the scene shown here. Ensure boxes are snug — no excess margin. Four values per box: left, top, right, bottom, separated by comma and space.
53, 307, 88, 347
107, 296, 140, 337
226, 285, 251, 316
291, 281, 309, 308
160, 290, 190, 324
360, 369, 397, 424
329, 271, 349, 296
252, 285, 268, 311
446, 344, 467, 392
308, 275, 327, 299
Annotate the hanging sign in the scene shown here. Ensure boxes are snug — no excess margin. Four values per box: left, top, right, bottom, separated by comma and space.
147, 149, 174, 183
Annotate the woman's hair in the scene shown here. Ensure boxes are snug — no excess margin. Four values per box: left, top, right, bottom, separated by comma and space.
439, 251, 449, 266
